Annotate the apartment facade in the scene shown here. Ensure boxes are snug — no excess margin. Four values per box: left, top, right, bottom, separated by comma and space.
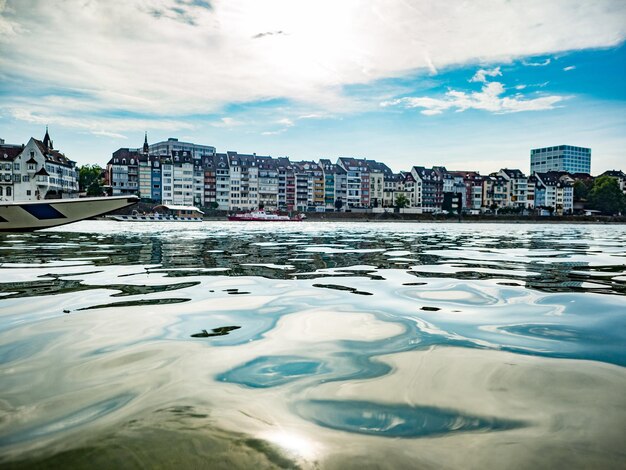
411, 166, 443, 212
532, 171, 574, 215
498, 168, 528, 209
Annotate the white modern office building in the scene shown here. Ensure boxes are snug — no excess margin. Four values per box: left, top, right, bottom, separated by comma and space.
530, 145, 591, 174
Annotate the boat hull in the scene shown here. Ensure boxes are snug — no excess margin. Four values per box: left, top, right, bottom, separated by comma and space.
109, 215, 203, 222
0, 196, 139, 232
227, 216, 302, 222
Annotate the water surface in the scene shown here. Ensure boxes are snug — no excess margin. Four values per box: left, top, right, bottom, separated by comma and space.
1, 221, 625, 469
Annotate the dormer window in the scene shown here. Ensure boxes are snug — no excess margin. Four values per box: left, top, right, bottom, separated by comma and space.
28, 163, 36, 171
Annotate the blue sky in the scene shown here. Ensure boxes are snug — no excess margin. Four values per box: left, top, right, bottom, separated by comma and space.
0, 0, 624, 174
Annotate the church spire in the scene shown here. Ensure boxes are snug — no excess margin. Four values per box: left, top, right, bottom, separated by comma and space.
43, 126, 53, 150
143, 132, 149, 154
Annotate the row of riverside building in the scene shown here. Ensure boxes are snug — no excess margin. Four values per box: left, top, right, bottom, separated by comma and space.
104, 136, 624, 215
1, 130, 624, 215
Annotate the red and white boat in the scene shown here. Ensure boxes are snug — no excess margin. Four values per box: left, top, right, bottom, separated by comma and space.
228, 210, 305, 222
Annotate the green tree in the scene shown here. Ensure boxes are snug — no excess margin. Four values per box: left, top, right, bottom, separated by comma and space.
588, 176, 626, 215
395, 194, 410, 209
573, 180, 591, 201
79, 165, 104, 196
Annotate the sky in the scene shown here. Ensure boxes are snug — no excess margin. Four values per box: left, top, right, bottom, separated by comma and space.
0, 0, 625, 174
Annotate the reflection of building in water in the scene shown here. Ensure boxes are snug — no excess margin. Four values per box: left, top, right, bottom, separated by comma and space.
525, 261, 590, 292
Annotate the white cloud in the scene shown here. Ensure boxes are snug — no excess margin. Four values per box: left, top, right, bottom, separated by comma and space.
522, 58, 551, 67
277, 118, 295, 127
91, 130, 128, 139
210, 117, 243, 127
563, 66, 576, 71
297, 113, 328, 120
515, 85, 527, 90
0, 0, 624, 124
260, 117, 295, 135
381, 81, 566, 115
8, 107, 195, 133
470, 67, 502, 83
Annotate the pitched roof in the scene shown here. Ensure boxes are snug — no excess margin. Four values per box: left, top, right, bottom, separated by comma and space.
0, 144, 23, 162
365, 159, 393, 175
500, 168, 526, 179
34, 139, 74, 167
337, 157, 368, 171
600, 170, 626, 179
411, 166, 440, 179
448, 170, 482, 179
535, 171, 572, 187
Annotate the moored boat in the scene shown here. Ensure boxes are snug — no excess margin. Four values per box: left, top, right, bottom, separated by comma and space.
0, 196, 139, 232
227, 210, 304, 222
108, 204, 204, 222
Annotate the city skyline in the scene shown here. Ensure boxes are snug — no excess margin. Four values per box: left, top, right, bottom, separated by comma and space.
1, 1, 625, 173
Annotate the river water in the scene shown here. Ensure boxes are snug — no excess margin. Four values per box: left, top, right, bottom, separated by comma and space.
0, 221, 625, 469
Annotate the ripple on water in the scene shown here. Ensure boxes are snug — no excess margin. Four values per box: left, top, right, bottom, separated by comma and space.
293, 399, 527, 438
1, 393, 135, 447
217, 355, 330, 388
497, 323, 587, 342
0, 222, 625, 467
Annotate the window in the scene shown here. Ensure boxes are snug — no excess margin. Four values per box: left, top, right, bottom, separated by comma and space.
0, 186, 3, 196
13, 163, 20, 171
23, 175, 29, 182
26, 190, 31, 196
6, 187, 11, 196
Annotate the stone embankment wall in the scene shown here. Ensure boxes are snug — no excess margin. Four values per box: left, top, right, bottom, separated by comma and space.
108, 203, 626, 223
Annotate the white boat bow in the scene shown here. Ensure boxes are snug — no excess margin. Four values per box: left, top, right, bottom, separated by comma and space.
0, 196, 139, 232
